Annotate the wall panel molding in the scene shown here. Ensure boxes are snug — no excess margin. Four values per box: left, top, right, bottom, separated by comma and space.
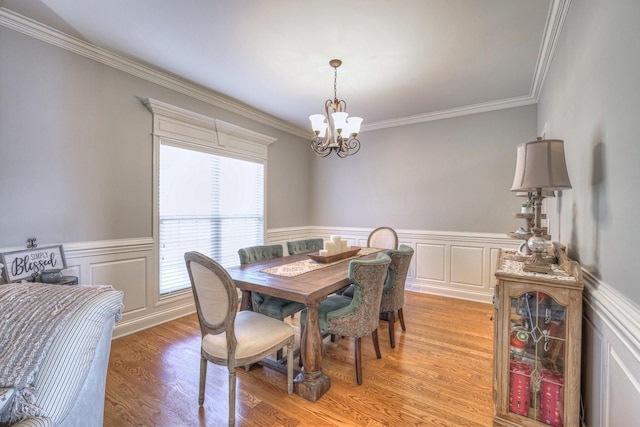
582, 272, 640, 426
293, 226, 520, 304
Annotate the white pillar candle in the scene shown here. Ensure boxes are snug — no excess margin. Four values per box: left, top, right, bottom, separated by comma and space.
319, 249, 328, 257
324, 241, 335, 255
331, 235, 341, 253
340, 239, 348, 253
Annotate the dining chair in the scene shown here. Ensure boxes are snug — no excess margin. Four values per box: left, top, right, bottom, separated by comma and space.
341, 245, 414, 348
184, 251, 294, 427
300, 252, 391, 385
286, 238, 325, 255
378, 244, 414, 348
367, 226, 398, 250
237, 245, 305, 321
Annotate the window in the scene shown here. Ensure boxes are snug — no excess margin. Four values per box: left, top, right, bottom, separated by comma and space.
145, 98, 275, 298
158, 142, 265, 295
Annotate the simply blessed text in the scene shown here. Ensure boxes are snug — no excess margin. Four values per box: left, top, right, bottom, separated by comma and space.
10, 251, 59, 276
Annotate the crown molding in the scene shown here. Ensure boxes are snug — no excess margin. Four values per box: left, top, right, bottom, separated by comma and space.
362, 0, 569, 132
1, 0, 569, 135
0, 7, 309, 139
530, 0, 572, 100
362, 95, 538, 131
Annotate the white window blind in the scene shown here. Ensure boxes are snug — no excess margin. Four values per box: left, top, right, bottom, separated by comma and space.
159, 142, 264, 295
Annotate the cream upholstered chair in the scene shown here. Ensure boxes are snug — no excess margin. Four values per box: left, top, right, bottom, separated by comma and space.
184, 251, 294, 427
286, 238, 324, 255
367, 226, 398, 250
300, 253, 391, 385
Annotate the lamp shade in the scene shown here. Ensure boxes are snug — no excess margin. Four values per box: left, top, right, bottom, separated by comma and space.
510, 139, 572, 191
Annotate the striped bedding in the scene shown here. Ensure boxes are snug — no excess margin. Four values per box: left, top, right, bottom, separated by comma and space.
0, 284, 123, 426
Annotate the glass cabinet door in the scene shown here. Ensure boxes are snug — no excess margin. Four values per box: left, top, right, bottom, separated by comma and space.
509, 291, 566, 426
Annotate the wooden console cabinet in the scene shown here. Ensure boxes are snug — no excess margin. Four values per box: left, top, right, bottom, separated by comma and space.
493, 249, 583, 427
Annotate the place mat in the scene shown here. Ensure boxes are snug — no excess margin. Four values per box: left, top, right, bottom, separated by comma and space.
261, 247, 381, 277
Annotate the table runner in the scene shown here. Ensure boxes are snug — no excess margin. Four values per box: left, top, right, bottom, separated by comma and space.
261, 247, 381, 277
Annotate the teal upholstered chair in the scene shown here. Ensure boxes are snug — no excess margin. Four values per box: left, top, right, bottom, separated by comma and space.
343, 244, 414, 348
367, 226, 398, 250
286, 238, 325, 255
300, 252, 391, 385
185, 251, 294, 427
378, 244, 413, 348
237, 244, 305, 320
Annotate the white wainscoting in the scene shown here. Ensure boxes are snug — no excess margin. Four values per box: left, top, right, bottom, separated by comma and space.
29, 238, 195, 339
5, 228, 639, 423
291, 227, 520, 304
581, 273, 640, 427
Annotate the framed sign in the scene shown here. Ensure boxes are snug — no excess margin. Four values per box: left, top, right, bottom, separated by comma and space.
0, 245, 67, 282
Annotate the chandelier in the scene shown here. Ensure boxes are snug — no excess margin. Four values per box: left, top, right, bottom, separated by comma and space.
309, 59, 363, 158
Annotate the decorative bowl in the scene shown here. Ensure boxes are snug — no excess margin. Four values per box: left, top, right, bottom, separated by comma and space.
40, 269, 63, 283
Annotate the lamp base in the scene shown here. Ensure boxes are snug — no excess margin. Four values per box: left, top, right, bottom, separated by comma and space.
523, 252, 554, 273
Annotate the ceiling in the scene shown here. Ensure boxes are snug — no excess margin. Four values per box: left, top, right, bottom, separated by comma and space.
1, 0, 559, 135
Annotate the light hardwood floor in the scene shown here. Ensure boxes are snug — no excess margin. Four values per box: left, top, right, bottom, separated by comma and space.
104, 292, 495, 426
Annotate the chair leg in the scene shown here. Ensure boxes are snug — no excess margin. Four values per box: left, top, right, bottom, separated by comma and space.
355, 337, 363, 385
398, 307, 407, 331
286, 341, 294, 394
388, 310, 396, 349
228, 367, 236, 427
276, 349, 283, 360
298, 323, 305, 367
330, 334, 336, 342
199, 357, 207, 405
372, 329, 382, 359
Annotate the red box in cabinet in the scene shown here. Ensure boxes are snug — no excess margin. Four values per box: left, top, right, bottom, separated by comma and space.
509, 360, 532, 416
540, 369, 564, 426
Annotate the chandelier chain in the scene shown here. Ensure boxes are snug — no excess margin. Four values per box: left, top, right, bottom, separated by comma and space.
333, 66, 338, 102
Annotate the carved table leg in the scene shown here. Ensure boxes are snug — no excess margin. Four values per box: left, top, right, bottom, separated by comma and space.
240, 290, 252, 311
294, 302, 331, 402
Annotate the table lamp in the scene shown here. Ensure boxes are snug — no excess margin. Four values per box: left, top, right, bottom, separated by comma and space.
510, 138, 572, 273
514, 190, 555, 255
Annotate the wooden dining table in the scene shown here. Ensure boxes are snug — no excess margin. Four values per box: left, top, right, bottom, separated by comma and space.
225, 248, 378, 402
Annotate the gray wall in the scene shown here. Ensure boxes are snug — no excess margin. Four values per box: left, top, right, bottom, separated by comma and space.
0, 27, 310, 247
310, 105, 538, 233
537, 0, 638, 306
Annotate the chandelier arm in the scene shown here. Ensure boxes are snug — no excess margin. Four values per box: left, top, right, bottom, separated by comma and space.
311, 140, 332, 157
324, 100, 335, 145
344, 137, 361, 156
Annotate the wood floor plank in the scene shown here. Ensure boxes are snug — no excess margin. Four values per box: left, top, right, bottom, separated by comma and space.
105, 292, 494, 426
